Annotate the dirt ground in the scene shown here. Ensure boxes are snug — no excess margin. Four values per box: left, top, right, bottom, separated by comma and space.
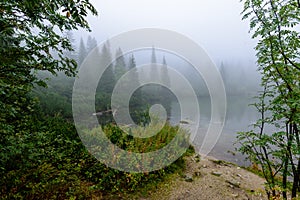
143, 154, 267, 200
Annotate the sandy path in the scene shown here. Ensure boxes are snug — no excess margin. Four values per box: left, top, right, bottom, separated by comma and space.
144, 154, 266, 200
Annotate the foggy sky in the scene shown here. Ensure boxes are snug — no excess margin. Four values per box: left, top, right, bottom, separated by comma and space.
74, 0, 258, 66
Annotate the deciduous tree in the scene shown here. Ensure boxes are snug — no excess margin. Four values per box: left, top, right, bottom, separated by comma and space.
0, 0, 97, 138
237, 0, 300, 199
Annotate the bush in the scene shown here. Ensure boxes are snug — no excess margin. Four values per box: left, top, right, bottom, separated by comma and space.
0, 115, 193, 199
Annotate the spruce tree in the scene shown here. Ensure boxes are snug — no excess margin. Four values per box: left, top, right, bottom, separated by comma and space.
114, 48, 127, 80
144, 46, 160, 101
160, 56, 172, 116
161, 56, 171, 88
97, 42, 115, 95
64, 31, 76, 60
86, 35, 98, 54
128, 54, 144, 122
78, 37, 87, 66
150, 46, 159, 81
128, 54, 140, 88
219, 62, 228, 94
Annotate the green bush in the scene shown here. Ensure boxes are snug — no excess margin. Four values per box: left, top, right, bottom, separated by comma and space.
0, 115, 193, 199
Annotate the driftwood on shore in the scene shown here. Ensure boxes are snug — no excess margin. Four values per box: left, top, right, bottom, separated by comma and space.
92, 109, 117, 116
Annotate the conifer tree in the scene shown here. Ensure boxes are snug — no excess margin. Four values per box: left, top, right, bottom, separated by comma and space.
78, 37, 87, 66
150, 46, 159, 81
161, 56, 171, 88
114, 48, 127, 80
98, 42, 115, 95
86, 35, 97, 54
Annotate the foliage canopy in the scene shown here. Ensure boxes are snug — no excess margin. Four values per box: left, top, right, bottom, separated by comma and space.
237, 0, 300, 199
0, 0, 97, 133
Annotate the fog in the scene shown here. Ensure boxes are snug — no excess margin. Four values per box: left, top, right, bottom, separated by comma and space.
69, 0, 262, 96
74, 0, 258, 65
37, 0, 264, 163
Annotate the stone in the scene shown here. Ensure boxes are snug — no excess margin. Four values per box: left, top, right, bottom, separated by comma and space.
211, 171, 222, 177
194, 171, 201, 177
232, 193, 239, 198
236, 174, 243, 178
194, 154, 201, 163
184, 174, 193, 182
226, 179, 240, 188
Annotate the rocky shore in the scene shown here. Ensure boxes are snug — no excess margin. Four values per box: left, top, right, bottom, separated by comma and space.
143, 154, 266, 200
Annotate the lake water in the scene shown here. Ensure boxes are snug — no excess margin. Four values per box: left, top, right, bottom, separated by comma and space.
169, 95, 260, 165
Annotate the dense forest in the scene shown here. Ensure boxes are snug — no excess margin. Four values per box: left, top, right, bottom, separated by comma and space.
1, 0, 299, 199
0, 1, 193, 199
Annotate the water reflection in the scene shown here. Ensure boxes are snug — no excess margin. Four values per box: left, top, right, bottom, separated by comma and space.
170, 95, 259, 165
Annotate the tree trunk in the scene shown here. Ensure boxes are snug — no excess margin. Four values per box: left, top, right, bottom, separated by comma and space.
282, 157, 288, 200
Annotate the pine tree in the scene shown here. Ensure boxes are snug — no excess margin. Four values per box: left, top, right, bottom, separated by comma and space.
86, 35, 97, 54
78, 37, 87, 66
219, 62, 228, 94
160, 56, 172, 116
145, 46, 159, 99
114, 48, 127, 80
161, 56, 171, 88
128, 54, 140, 88
97, 42, 115, 94
150, 46, 159, 81
64, 31, 76, 60
128, 54, 144, 122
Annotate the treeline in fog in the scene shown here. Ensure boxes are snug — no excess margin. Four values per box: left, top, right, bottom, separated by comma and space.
34, 33, 174, 125
35, 33, 261, 125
